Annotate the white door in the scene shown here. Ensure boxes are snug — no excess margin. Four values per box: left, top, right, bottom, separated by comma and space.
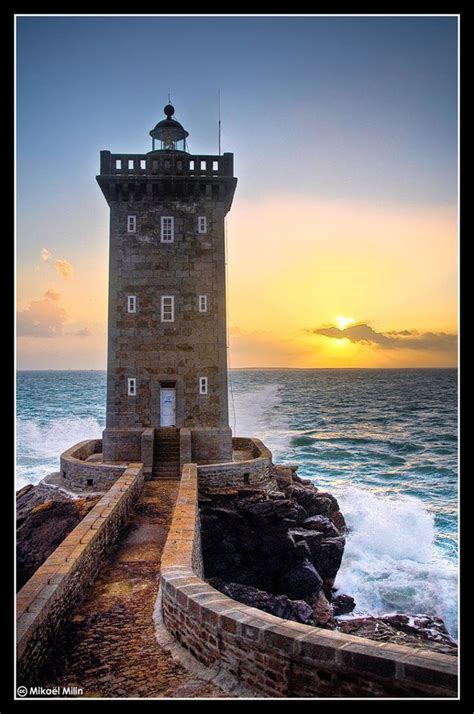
160, 388, 176, 426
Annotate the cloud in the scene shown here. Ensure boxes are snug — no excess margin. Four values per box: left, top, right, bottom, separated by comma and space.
74, 327, 91, 338
55, 258, 74, 280
44, 287, 61, 302
41, 247, 52, 262
17, 289, 68, 337
308, 323, 457, 353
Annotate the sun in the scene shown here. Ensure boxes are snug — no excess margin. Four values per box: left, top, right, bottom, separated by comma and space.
336, 315, 355, 331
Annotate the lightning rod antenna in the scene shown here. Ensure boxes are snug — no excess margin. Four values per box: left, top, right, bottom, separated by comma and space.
218, 89, 221, 156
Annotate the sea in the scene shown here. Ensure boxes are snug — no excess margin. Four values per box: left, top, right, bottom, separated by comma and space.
16, 368, 458, 639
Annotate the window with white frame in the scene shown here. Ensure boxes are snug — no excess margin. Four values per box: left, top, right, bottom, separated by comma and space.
199, 295, 208, 312
128, 378, 136, 396
160, 216, 174, 242
127, 215, 136, 233
127, 295, 137, 313
161, 295, 174, 322
198, 216, 207, 234
199, 377, 208, 395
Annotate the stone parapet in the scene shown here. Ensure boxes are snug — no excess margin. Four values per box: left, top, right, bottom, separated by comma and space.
190, 427, 233, 464
180, 428, 192, 469
17, 464, 145, 684
159, 464, 458, 698
103, 427, 144, 462
197, 437, 272, 490
60, 439, 127, 492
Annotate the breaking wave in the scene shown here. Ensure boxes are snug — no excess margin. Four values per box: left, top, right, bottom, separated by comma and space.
335, 486, 458, 639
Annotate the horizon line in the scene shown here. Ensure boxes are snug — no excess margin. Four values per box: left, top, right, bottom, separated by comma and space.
16, 366, 458, 372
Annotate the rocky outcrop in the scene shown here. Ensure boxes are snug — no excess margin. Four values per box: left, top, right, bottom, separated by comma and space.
16, 483, 100, 590
336, 614, 457, 656
200, 464, 457, 656
209, 578, 316, 625
200, 464, 348, 624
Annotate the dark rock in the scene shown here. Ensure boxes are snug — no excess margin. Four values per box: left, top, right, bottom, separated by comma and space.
311, 590, 337, 628
210, 579, 315, 625
329, 509, 346, 533
316, 536, 345, 580
303, 515, 340, 537
336, 614, 457, 656
16, 483, 100, 590
277, 559, 323, 600
289, 528, 324, 560
272, 465, 294, 489
332, 593, 356, 616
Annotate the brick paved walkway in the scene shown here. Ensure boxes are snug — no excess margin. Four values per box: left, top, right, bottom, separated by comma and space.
38, 480, 227, 698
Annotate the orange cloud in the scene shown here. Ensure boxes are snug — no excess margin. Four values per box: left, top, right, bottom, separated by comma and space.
44, 287, 61, 302
41, 247, 51, 262
17, 289, 68, 337
55, 258, 74, 280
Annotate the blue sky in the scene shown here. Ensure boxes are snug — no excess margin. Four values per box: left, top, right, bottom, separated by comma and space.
17, 16, 457, 208
16, 16, 458, 369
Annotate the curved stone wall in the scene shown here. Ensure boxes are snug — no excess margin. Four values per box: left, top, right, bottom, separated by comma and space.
60, 439, 127, 491
159, 464, 458, 698
198, 437, 273, 491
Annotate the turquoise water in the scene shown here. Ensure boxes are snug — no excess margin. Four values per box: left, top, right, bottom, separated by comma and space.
16, 368, 458, 637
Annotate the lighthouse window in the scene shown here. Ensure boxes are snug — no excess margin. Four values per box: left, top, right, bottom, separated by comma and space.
127, 215, 136, 233
140, 159, 146, 170
127, 295, 136, 313
198, 216, 207, 234
161, 295, 175, 322
115, 159, 122, 170
128, 160, 134, 170
199, 377, 208, 395
200, 160, 207, 171
161, 216, 174, 243
128, 378, 136, 396
212, 161, 219, 172
199, 295, 208, 312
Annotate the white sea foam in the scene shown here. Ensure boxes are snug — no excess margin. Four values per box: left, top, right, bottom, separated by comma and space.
335, 486, 458, 639
16, 416, 103, 488
230, 383, 292, 459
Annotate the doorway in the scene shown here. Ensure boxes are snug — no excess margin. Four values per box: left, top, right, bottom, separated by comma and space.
160, 386, 176, 427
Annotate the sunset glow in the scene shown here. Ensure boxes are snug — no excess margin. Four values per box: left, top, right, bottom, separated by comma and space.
16, 16, 458, 370
336, 317, 356, 331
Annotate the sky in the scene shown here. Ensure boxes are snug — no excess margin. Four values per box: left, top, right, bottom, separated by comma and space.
16, 15, 458, 369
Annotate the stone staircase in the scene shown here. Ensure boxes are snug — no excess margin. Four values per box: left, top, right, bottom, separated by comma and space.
152, 428, 181, 480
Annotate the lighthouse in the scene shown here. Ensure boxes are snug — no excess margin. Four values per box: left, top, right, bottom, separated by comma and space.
97, 104, 237, 474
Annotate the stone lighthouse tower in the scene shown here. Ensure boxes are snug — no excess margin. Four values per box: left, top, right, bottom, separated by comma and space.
96, 104, 237, 474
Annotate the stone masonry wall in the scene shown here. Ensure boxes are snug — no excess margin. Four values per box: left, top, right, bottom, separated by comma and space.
197, 437, 272, 488
60, 439, 127, 492
106, 198, 229, 431
190, 426, 233, 464
159, 464, 458, 698
102, 428, 143, 463
17, 464, 145, 684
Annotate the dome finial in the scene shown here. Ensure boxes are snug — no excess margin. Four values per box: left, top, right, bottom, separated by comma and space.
164, 103, 175, 119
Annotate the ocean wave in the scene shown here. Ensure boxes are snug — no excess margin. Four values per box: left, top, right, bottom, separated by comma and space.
230, 383, 292, 459
16, 415, 103, 488
335, 486, 458, 639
